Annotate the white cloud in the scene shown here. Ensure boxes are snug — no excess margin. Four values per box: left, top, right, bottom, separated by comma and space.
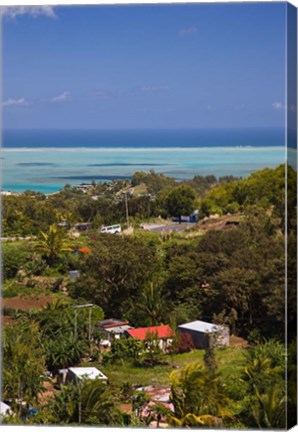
2, 98, 29, 107
51, 92, 71, 102
1, 6, 57, 19
179, 26, 198, 36
272, 101, 284, 110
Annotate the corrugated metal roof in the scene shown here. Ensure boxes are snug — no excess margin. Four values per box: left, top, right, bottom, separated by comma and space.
105, 325, 132, 333
126, 325, 174, 340
0, 401, 12, 415
68, 367, 107, 380
178, 320, 226, 333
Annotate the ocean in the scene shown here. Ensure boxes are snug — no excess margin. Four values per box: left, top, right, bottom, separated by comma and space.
2, 128, 286, 194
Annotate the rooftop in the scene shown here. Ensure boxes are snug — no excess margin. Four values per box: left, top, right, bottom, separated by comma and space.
178, 320, 227, 333
126, 325, 174, 340
105, 325, 133, 334
68, 367, 107, 381
99, 319, 129, 329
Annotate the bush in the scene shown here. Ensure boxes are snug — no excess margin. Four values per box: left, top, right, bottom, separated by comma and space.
23, 257, 48, 276
178, 332, 194, 353
3, 248, 28, 280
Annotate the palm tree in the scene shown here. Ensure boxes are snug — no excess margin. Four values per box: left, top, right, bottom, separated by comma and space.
138, 282, 167, 326
79, 378, 121, 425
169, 362, 232, 426
34, 224, 73, 265
253, 386, 286, 429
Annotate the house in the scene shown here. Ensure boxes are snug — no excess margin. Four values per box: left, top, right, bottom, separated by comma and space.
58, 367, 107, 385
73, 184, 94, 192
178, 320, 229, 349
125, 325, 174, 352
98, 319, 133, 347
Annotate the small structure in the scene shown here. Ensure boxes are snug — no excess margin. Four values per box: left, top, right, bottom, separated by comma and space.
0, 401, 12, 418
69, 270, 80, 280
178, 320, 229, 349
74, 222, 92, 231
73, 184, 94, 192
125, 325, 174, 352
98, 319, 133, 347
58, 367, 107, 385
172, 209, 199, 223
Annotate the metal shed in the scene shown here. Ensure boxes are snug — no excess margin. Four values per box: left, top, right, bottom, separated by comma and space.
66, 367, 107, 384
178, 320, 229, 349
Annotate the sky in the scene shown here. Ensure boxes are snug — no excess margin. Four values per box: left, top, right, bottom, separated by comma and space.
2, 3, 287, 129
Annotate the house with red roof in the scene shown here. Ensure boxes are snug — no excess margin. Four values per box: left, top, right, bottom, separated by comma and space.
125, 325, 174, 353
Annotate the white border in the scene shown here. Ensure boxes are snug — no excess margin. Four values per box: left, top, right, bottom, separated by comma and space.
1, 1, 297, 432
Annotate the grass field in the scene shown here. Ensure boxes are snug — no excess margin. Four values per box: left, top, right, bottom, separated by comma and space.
86, 347, 246, 388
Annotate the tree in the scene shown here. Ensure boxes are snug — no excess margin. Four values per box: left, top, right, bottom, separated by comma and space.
47, 379, 121, 425
72, 234, 162, 319
138, 281, 167, 326
3, 322, 47, 413
34, 224, 73, 265
169, 362, 232, 424
165, 185, 197, 223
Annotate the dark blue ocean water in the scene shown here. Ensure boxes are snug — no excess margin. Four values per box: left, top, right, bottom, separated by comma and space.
3, 128, 285, 149
1, 128, 287, 193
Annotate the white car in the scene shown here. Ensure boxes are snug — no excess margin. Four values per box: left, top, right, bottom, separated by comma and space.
100, 224, 121, 234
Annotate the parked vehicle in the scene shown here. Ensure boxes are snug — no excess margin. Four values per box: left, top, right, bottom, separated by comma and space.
100, 224, 121, 234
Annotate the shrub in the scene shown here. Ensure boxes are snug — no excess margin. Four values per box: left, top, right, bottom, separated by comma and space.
178, 332, 194, 353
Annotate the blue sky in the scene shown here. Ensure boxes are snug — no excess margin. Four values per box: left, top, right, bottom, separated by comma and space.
3, 3, 286, 129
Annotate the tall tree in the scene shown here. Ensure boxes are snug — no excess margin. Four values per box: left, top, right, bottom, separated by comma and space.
165, 185, 197, 223
34, 224, 73, 265
3, 322, 47, 413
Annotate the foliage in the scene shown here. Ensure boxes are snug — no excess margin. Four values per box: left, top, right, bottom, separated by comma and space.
71, 234, 162, 320
165, 185, 197, 222
137, 281, 167, 326
2, 242, 32, 280
108, 338, 144, 364
34, 224, 73, 265
169, 361, 232, 426
178, 333, 194, 354
47, 379, 122, 426
3, 322, 47, 412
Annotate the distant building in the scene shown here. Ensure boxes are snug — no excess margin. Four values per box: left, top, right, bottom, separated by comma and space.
172, 209, 199, 223
98, 319, 133, 347
73, 184, 94, 192
58, 367, 107, 385
125, 325, 174, 352
178, 320, 229, 349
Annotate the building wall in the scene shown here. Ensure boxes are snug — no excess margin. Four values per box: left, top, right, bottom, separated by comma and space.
178, 327, 229, 349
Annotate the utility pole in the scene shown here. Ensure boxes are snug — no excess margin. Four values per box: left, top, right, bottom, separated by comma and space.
72, 303, 93, 339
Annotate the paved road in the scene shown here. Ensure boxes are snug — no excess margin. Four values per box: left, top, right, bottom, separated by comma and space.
143, 223, 194, 233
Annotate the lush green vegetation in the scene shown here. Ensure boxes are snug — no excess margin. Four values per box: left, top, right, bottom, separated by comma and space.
1, 164, 296, 428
